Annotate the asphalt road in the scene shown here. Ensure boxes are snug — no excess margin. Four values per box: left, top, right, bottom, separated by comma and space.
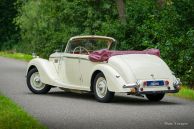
0, 57, 194, 129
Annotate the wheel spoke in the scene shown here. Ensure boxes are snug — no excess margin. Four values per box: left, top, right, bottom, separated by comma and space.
96, 77, 107, 98
30, 72, 45, 91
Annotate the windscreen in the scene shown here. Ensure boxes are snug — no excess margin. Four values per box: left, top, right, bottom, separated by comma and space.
66, 38, 116, 53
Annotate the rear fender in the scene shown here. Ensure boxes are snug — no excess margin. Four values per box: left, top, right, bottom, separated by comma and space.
91, 64, 131, 92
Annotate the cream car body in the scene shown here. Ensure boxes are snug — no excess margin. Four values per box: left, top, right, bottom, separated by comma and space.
26, 35, 181, 102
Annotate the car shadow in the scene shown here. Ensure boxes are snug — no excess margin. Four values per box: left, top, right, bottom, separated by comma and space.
112, 95, 179, 106
46, 91, 94, 101
32, 90, 180, 106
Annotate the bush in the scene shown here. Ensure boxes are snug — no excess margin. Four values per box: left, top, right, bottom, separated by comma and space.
15, 0, 194, 86
0, 0, 19, 50
15, 0, 118, 57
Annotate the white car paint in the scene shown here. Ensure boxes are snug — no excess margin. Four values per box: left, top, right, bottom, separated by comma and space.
27, 35, 181, 94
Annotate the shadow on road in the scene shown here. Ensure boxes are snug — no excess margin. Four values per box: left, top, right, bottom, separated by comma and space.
47, 91, 94, 101
26, 91, 181, 106
112, 96, 179, 106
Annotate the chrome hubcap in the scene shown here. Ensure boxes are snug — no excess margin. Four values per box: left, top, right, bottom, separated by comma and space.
96, 77, 107, 98
30, 72, 45, 90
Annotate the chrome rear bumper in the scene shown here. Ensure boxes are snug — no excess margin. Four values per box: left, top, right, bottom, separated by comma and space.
123, 79, 181, 94
138, 89, 179, 94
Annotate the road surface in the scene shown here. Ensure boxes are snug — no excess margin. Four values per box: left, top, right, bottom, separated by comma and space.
0, 57, 194, 129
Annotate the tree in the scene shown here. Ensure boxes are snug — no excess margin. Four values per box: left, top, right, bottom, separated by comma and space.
0, 0, 18, 50
15, 0, 194, 86
157, 0, 166, 7
116, 0, 126, 24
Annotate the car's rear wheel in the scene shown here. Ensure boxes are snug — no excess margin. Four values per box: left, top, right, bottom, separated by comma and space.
27, 68, 51, 94
93, 72, 115, 103
146, 93, 165, 102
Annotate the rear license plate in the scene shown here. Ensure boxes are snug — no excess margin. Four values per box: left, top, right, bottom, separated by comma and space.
147, 80, 164, 86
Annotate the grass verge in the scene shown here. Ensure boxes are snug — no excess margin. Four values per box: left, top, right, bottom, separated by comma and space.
0, 51, 32, 61
0, 93, 47, 129
170, 86, 194, 101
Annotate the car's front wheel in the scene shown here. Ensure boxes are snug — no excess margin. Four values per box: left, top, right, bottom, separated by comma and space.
27, 68, 51, 94
93, 72, 115, 103
146, 93, 165, 102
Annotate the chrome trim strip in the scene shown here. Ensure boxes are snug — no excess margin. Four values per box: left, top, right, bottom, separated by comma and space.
63, 56, 89, 61
50, 57, 60, 58
123, 83, 137, 88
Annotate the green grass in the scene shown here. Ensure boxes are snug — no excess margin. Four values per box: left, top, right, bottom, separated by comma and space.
0, 51, 32, 61
170, 86, 194, 100
0, 52, 46, 128
0, 93, 47, 129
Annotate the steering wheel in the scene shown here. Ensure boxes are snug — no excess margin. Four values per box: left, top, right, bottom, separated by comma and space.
80, 46, 89, 55
73, 46, 81, 54
73, 46, 89, 55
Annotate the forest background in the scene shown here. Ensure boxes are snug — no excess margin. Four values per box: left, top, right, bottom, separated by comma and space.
0, 0, 194, 86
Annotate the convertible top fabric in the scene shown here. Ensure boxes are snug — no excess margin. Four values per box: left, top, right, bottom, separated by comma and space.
89, 49, 160, 62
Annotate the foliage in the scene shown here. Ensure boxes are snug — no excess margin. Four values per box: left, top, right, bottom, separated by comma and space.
15, 0, 118, 57
170, 86, 194, 100
0, 0, 19, 50
0, 92, 47, 129
3, 0, 194, 86
123, 0, 194, 86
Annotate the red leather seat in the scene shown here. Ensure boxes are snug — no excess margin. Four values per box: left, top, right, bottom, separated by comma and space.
89, 49, 160, 62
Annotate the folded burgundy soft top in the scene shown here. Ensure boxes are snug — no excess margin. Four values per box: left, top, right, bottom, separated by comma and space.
89, 49, 160, 62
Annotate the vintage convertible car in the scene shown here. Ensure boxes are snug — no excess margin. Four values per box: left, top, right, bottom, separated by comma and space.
26, 35, 181, 102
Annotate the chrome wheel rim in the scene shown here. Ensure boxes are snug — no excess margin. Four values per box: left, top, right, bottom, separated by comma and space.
96, 77, 107, 98
30, 72, 45, 90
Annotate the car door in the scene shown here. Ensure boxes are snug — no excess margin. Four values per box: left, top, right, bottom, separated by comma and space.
79, 54, 96, 88
58, 53, 81, 87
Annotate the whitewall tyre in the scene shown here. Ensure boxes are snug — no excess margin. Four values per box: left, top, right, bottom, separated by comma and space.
93, 72, 115, 103
27, 68, 51, 94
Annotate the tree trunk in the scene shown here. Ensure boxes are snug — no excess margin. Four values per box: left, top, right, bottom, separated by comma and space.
157, 0, 166, 8
116, 0, 126, 24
